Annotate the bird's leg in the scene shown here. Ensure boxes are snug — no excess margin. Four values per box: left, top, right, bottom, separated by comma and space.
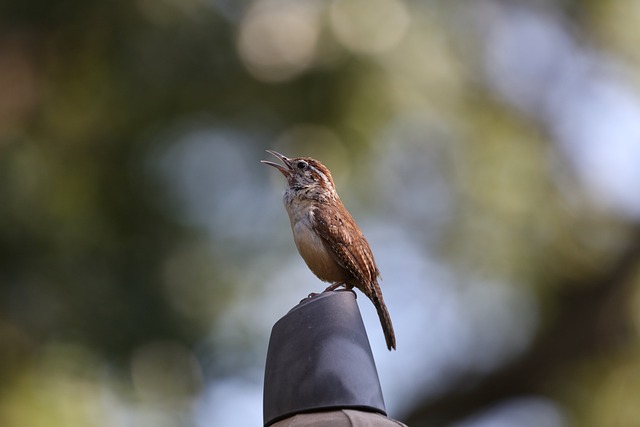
323, 281, 347, 292
303, 282, 347, 301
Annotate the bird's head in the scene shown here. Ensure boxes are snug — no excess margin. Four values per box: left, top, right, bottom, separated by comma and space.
262, 150, 336, 195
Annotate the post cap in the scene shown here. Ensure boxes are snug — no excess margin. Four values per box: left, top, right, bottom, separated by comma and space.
263, 291, 386, 426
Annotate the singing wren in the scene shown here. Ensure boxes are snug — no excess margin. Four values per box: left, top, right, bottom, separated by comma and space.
262, 150, 396, 350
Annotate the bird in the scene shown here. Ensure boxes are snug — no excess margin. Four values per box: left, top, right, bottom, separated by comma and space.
262, 150, 396, 350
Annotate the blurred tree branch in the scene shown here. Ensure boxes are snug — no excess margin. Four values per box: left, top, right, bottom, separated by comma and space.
405, 224, 640, 427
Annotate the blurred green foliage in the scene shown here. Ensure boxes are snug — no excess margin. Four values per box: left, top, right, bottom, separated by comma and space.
1, 0, 640, 426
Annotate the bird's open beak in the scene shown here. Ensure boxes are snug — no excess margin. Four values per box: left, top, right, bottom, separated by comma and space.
261, 150, 293, 177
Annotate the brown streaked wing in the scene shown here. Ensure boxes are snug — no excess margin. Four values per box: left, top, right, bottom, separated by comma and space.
312, 207, 379, 289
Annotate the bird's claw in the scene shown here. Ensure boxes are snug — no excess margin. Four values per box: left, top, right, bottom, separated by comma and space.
299, 292, 320, 303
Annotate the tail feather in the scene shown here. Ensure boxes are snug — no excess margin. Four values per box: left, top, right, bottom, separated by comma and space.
369, 282, 396, 351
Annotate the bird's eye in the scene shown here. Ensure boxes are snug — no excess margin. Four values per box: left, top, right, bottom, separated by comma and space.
296, 161, 307, 170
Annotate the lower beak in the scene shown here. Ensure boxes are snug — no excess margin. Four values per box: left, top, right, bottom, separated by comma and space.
261, 150, 293, 177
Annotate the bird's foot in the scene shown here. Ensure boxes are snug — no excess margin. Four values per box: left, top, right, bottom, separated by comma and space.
321, 284, 357, 298
300, 286, 355, 303
299, 292, 320, 303
323, 283, 344, 293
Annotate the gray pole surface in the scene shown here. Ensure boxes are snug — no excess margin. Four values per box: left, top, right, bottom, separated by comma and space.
263, 291, 407, 426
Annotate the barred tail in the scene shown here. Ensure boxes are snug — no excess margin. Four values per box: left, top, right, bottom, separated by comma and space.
370, 282, 396, 351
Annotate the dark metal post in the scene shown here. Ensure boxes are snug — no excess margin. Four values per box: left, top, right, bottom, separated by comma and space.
263, 291, 407, 426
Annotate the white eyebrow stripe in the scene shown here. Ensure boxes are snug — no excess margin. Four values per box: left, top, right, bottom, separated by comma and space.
311, 165, 331, 187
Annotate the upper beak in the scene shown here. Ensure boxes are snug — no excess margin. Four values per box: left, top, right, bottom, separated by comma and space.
261, 150, 293, 177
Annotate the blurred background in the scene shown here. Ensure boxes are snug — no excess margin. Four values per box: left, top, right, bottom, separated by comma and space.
2, 0, 640, 426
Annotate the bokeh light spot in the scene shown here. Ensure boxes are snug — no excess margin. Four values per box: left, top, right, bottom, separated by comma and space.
237, 0, 321, 82
329, 0, 410, 55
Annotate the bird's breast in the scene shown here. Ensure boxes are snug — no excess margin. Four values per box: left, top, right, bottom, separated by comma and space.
289, 210, 349, 283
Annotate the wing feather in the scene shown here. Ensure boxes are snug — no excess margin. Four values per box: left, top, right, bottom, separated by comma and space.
312, 207, 379, 291
312, 205, 395, 350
